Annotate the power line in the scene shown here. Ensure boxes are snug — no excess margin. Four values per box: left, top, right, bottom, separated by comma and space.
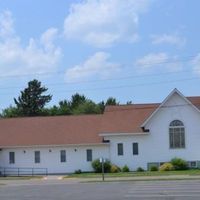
0, 54, 197, 79
0, 76, 198, 97
52, 76, 200, 94
0, 67, 199, 91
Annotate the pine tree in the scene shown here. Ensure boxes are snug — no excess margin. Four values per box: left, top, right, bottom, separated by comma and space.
14, 79, 52, 116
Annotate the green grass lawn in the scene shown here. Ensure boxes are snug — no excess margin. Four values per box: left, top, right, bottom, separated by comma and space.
66, 169, 200, 179
0, 176, 42, 180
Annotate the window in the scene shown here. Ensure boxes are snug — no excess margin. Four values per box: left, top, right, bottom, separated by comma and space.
60, 150, 66, 163
169, 120, 185, 149
117, 143, 123, 156
190, 161, 197, 168
133, 143, 139, 155
35, 151, 40, 163
86, 149, 92, 162
9, 152, 15, 164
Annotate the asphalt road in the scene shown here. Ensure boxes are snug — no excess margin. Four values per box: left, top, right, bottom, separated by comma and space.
1, 180, 200, 200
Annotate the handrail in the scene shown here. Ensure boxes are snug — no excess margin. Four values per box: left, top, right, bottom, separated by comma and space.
0, 167, 48, 176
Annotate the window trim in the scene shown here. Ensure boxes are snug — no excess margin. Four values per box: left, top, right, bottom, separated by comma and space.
117, 143, 124, 156
34, 151, 40, 164
169, 120, 185, 149
9, 152, 15, 164
60, 150, 66, 163
133, 143, 139, 155
86, 149, 92, 162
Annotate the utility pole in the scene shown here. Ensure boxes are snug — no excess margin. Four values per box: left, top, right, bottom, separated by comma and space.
100, 157, 105, 181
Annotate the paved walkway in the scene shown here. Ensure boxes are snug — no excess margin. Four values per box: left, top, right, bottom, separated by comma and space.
64, 174, 200, 182
43, 175, 63, 180
1, 174, 200, 186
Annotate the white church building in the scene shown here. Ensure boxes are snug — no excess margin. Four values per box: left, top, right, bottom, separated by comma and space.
0, 88, 200, 175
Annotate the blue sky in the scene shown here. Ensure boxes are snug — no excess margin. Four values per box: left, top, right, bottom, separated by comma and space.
0, 0, 200, 110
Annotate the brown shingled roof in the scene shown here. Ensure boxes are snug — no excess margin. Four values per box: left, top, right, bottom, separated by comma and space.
101, 104, 159, 133
187, 96, 200, 110
101, 96, 200, 134
0, 96, 200, 147
0, 115, 103, 147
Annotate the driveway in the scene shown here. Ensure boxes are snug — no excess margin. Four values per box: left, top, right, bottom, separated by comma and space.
0, 179, 200, 200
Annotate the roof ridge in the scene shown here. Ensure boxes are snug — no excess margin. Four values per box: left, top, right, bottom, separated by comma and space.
105, 103, 160, 107
0, 113, 103, 121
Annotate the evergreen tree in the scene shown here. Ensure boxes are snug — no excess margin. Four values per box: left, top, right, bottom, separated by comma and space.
70, 93, 87, 109
14, 79, 52, 116
105, 97, 119, 105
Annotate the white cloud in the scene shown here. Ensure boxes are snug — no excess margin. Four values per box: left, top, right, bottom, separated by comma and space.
0, 10, 15, 39
151, 34, 186, 47
65, 52, 120, 81
0, 10, 62, 77
63, 0, 151, 48
135, 53, 182, 73
192, 54, 200, 76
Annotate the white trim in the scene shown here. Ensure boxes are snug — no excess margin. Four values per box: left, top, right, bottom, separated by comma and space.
0, 143, 109, 149
99, 132, 149, 137
141, 88, 200, 128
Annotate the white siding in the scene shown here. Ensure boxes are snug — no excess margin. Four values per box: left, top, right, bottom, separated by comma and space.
1, 91, 200, 173
0, 145, 109, 174
104, 93, 200, 170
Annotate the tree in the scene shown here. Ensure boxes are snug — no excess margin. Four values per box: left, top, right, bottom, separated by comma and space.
105, 97, 119, 105
73, 101, 101, 115
70, 93, 87, 109
98, 101, 105, 113
1, 106, 21, 118
58, 100, 72, 115
14, 79, 52, 116
126, 101, 132, 105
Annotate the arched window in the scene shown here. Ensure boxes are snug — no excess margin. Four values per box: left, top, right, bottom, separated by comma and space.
169, 120, 185, 149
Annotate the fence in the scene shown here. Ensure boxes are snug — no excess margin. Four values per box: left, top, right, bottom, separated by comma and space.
0, 167, 48, 176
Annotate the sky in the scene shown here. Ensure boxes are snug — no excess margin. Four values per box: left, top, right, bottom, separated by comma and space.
0, 0, 200, 110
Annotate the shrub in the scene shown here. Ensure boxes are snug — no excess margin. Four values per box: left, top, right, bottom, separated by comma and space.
91, 159, 111, 173
150, 165, 158, 171
122, 165, 130, 172
159, 163, 174, 171
74, 169, 82, 174
110, 164, 121, 173
136, 167, 145, 172
171, 157, 188, 170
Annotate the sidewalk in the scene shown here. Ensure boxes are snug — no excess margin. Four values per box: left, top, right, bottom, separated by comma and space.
1, 174, 200, 186
67, 174, 200, 182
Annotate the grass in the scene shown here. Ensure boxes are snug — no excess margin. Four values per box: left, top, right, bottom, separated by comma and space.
65, 169, 200, 179
0, 176, 43, 180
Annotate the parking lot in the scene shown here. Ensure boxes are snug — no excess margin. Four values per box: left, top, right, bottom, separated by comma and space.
0, 179, 200, 200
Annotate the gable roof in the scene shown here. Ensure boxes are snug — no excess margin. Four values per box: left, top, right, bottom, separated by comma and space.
0, 90, 200, 147
101, 103, 159, 133
141, 88, 200, 128
100, 95, 200, 134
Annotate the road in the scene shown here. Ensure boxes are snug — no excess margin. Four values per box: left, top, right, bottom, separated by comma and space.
0, 179, 200, 200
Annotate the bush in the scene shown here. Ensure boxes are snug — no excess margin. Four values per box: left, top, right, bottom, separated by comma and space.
136, 167, 145, 172
159, 163, 174, 171
91, 159, 111, 173
110, 164, 121, 173
171, 158, 188, 170
150, 165, 158, 171
122, 165, 130, 172
74, 169, 82, 174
